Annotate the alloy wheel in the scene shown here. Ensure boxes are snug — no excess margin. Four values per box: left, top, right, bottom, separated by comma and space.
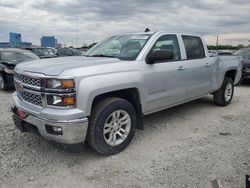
225, 83, 233, 102
103, 110, 131, 146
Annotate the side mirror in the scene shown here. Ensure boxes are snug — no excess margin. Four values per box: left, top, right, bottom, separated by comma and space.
146, 50, 174, 64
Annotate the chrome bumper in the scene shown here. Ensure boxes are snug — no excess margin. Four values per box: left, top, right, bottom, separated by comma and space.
20, 113, 88, 144
12, 92, 89, 144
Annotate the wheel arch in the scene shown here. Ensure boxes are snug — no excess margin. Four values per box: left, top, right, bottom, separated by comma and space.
225, 69, 237, 82
91, 88, 144, 130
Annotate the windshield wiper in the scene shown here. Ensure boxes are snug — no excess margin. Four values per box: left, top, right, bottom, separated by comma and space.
89, 54, 117, 58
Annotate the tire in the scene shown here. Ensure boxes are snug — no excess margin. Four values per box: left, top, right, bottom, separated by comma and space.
213, 77, 234, 106
0, 72, 8, 91
87, 97, 137, 155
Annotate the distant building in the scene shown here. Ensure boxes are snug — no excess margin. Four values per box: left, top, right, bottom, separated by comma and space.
0, 32, 32, 48
41, 36, 58, 48
9, 32, 22, 46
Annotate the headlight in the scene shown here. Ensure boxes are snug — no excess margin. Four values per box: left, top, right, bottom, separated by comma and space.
47, 95, 76, 107
46, 79, 75, 89
4, 67, 14, 74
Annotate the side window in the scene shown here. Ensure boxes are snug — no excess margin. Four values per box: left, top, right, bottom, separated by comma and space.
182, 35, 206, 59
151, 35, 181, 61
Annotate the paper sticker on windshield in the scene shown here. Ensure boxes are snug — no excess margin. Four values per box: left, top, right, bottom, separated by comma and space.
131, 36, 149, 40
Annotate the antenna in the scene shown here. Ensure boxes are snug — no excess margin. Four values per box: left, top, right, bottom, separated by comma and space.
145, 28, 150, 32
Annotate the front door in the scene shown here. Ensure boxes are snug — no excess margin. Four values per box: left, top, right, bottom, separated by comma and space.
143, 34, 187, 113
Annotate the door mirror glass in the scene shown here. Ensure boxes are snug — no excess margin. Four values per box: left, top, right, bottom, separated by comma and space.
147, 50, 174, 64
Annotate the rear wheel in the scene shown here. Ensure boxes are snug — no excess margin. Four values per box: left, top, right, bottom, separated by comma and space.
213, 77, 234, 106
0, 73, 7, 91
87, 97, 137, 155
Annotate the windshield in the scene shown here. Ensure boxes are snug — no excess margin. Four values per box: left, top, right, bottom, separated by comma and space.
33, 48, 55, 56
85, 34, 152, 60
0, 51, 40, 63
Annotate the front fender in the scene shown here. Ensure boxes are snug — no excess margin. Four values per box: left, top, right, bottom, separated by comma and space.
76, 71, 145, 116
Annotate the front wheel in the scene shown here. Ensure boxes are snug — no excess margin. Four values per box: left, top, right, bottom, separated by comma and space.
87, 97, 137, 155
213, 77, 234, 106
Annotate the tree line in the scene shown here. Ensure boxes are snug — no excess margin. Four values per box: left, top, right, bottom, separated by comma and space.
207, 44, 249, 50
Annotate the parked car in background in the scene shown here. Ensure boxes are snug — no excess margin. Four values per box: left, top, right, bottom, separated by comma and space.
208, 50, 234, 57
57, 48, 82, 57
234, 48, 250, 82
25, 47, 57, 59
217, 51, 233, 56
208, 50, 217, 57
12, 31, 242, 155
0, 48, 39, 90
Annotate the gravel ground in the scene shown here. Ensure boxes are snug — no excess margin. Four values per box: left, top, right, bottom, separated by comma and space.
0, 85, 249, 188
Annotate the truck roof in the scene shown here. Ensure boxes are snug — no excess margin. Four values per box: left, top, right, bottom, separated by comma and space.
116, 31, 202, 38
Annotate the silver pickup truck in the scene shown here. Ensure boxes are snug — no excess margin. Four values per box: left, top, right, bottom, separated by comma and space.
12, 31, 242, 155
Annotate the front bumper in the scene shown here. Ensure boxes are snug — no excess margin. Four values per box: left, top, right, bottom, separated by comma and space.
12, 93, 89, 144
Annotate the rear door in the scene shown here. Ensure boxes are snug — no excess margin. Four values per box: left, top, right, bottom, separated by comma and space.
181, 35, 213, 98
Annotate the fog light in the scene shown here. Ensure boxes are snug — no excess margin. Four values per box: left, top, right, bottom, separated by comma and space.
52, 126, 62, 132
45, 125, 63, 135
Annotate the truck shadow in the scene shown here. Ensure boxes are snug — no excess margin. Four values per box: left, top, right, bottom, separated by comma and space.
237, 80, 250, 86
143, 96, 215, 126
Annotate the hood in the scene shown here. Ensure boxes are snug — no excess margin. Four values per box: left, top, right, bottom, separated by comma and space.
15, 56, 126, 76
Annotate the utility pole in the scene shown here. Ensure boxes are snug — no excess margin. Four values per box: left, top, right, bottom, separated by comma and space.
75, 21, 78, 48
216, 32, 219, 51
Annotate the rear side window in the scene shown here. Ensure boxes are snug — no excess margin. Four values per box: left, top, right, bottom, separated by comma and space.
182, 35, 206, 59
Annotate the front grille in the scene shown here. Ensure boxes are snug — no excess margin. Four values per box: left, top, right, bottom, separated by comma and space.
18, 91, 42, 106
15, 73, 41, 87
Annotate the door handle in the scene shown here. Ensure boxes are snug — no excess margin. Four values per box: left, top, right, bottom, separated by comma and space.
205, 62, 211, 67
177, 66, 185, 71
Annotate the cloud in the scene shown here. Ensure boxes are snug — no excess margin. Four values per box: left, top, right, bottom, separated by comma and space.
0, 0, 249, 46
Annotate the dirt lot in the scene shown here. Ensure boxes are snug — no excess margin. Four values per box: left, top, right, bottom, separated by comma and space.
0, 85, 249, 188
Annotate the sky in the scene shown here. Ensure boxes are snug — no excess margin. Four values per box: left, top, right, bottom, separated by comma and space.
0, 0, 250, 47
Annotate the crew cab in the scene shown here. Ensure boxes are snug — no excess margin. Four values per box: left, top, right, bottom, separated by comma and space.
12, 31, 242, 155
